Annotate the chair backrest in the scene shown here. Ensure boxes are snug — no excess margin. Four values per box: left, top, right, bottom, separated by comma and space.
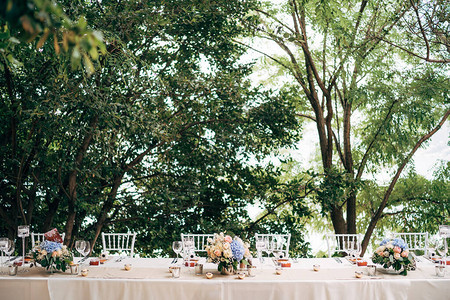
255, 233, 291, 258
325, 234, 361, 257
392, 232, 428, 255
101, 232, 136, 257
31, 232, 66, 247
181, 234, 214, 257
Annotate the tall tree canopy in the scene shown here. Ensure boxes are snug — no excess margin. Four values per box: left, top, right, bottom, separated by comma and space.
245, 0, 449, 254
0, 0, 312, 256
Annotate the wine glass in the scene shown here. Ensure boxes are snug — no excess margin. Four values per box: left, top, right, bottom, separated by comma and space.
274, 235, 285, 259
436, 238, 448, 266
172, 241, 183, 263
75, 240, 90, 264
17, 225, 29, 266
4, 240, 15, 265
255, 237, 267, 263
183, 237, 195, 271
0, 238, 8, 272
266, 239, 274, 258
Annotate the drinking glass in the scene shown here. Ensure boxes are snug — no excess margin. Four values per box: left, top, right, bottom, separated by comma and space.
266, 239, 274, 258
17, 225, 29, 266
0, 238, 8, 272
172, 241, 183, 263
256, 238, 266, 263
4, 240, 15, 264
75, 240, 90, 264
436, 238, 448, 266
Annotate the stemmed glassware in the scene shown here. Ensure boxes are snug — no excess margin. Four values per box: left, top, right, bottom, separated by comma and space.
256, 237, 267, 263
266, 239, 274, 259
273, 235, 285, 260
0, 238, 8, 273
172, 241, 183, 264
17, 225, 30, 266
183, 237, 195, 271
4, 240, 15, 265
437, 225, 449, 266
75, 240, 91, 265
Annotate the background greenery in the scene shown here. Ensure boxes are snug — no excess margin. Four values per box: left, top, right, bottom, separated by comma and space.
0, 0, 448, 258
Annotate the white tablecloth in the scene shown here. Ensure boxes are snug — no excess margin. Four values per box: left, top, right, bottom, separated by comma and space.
1, 257, 449, 300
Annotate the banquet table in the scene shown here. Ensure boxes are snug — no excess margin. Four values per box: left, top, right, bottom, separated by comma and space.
1, 257, 449, 300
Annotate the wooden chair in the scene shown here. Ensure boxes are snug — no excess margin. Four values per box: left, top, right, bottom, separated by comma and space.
101, 232, 136, 257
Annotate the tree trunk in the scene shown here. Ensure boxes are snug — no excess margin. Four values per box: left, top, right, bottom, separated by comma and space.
330, 205, 346, 234
90, 174, 124, 253
63, 116, 98, 245
360, 110, 450, 255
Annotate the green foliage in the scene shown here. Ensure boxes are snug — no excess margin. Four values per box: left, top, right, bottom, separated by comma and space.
0, 0, 312, 258
0, 0, 105, 73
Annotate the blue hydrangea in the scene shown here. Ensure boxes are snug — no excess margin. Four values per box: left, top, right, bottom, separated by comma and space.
380, 238, 390, 246
230, 240, 245, 261
392, 238, 408, 250
40, 241, 62, 253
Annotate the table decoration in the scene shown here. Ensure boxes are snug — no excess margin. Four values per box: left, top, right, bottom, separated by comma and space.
367, 264, 376, 276
278, 258, 291, 268
171, 266, 180, 278
372, 237, 414, 275
313, 264, 320, 271
69, 263, 79, 275
32, 239, 73, 273
8, 264, 18, 276
205, 232, 251, 275
124, 263, 132, 271
356, 260, 367, 266
205, 272, 213, 279
435, 265, 445, 277
275, 267, 282, 275
81, 268, 89, 276
354, 271, 363, 278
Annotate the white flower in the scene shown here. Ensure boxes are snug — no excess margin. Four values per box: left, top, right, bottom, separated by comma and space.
223, 242, 230, 250
386, 243, 394, 249
376, 246, 386, 252
384, 251, 390, 257
393, 253, 401, 260
224, 249, 232, 258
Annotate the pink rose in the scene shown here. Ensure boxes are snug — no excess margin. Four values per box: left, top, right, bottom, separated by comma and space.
393, 246, 401, 253
224, 235, 233, 243
52, 251, 58, 258
393, 253, 401, 260
401, 251, 408, 257
214, 250, 221, 257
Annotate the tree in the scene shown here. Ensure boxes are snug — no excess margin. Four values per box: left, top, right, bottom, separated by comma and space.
0, 0, 310, 256
243, 0, 449, 254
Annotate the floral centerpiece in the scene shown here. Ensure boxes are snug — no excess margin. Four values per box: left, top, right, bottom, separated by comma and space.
372, 238, 415, 275
205, 233, 251, 275
33, 240, 73, 272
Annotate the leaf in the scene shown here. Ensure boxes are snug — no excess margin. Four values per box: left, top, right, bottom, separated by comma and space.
54, 32, 60, 54
36, 28, 50, 50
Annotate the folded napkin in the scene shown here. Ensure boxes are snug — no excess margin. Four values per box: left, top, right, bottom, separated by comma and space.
44, 228, 64, 243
